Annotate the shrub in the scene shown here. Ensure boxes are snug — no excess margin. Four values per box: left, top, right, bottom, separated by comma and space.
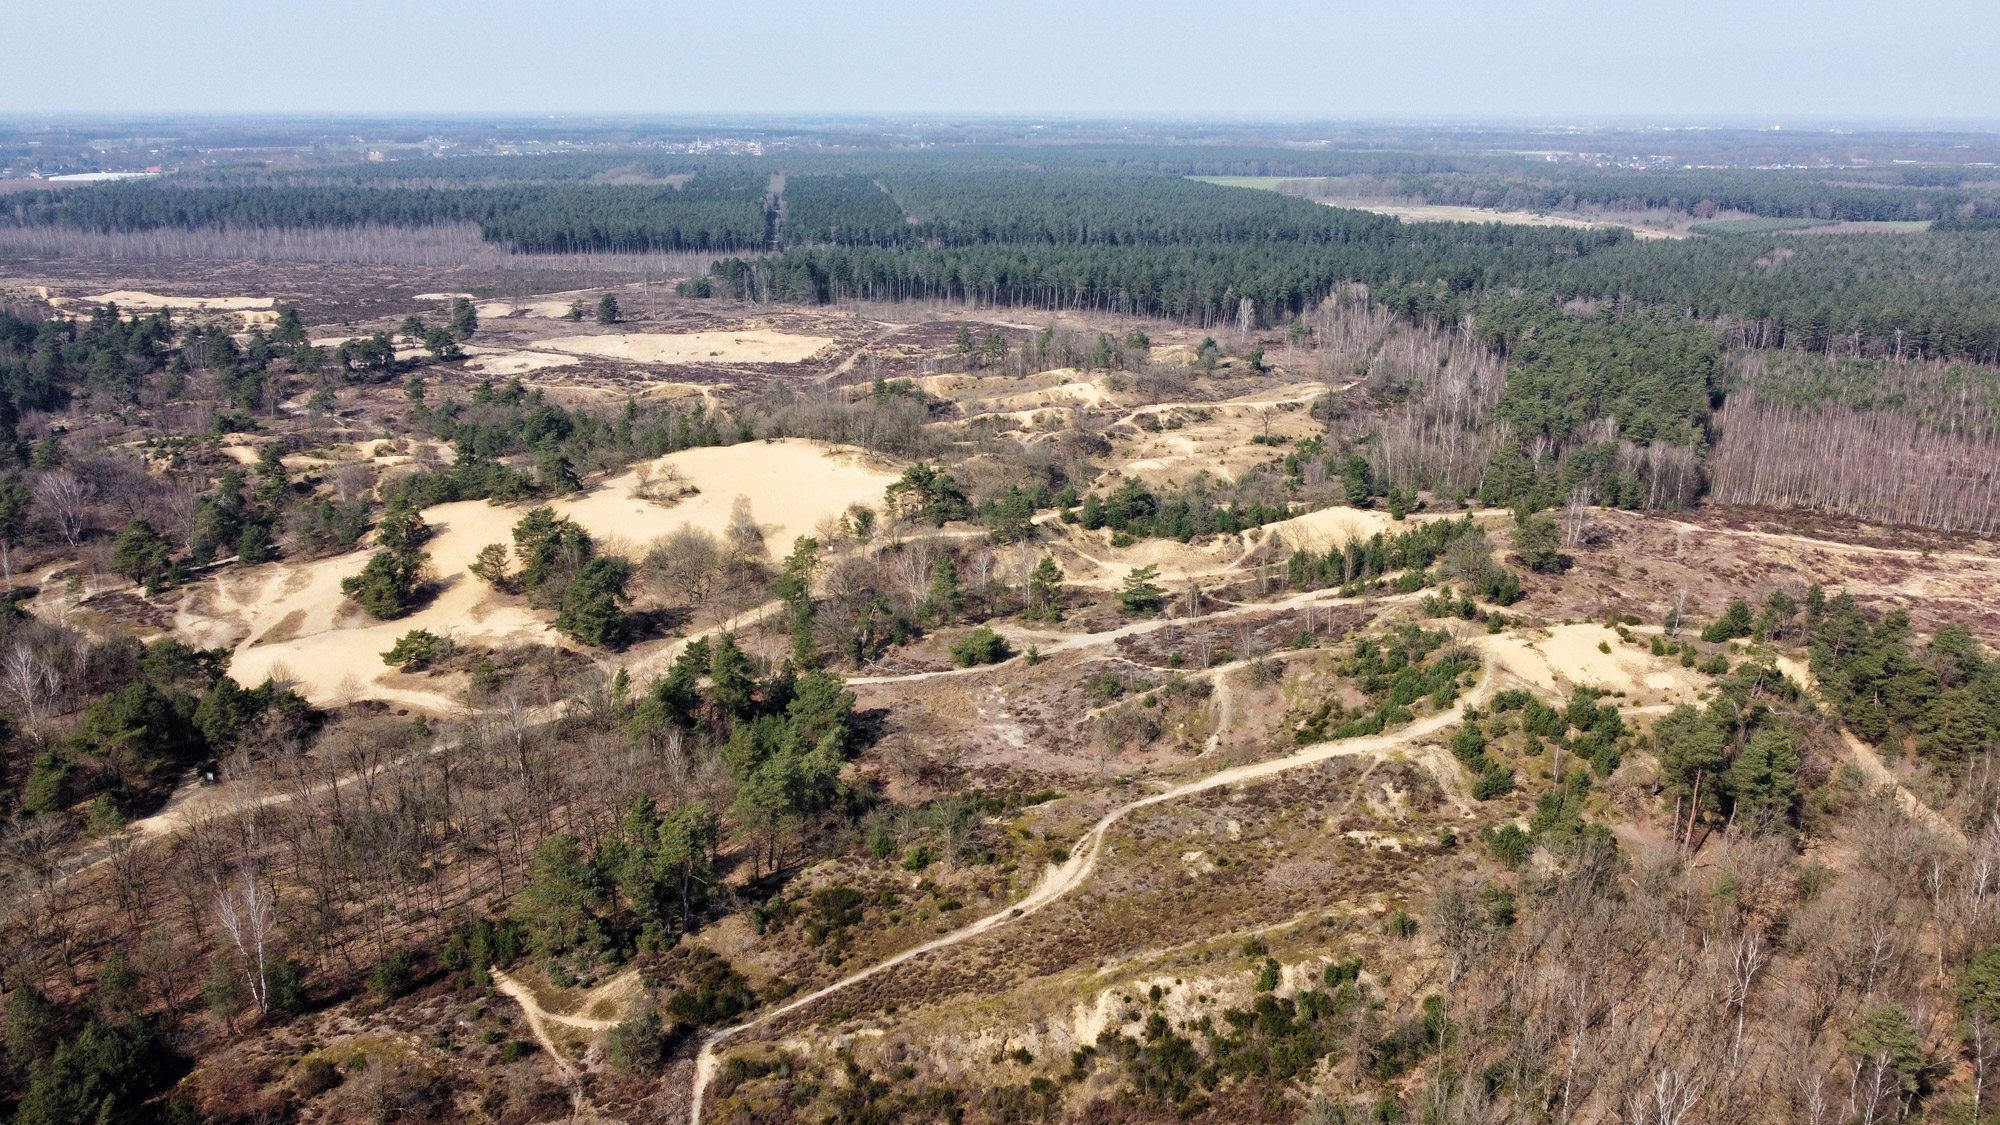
951, 626, 1011, 667
381, 629, 453, 671
1473, 764, 1517, 800
605, 1005, 669, 1074
1701, 600, 1755, 643
1482, 823, 1533, 867
366, 950, 416, 1001
341, 549, 425, 619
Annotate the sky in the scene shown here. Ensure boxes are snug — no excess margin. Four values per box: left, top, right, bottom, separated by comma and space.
5, 0, 1998, 124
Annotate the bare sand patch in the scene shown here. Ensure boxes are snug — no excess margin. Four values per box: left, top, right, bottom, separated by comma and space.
68, 290, 277, 310
1263, 506, 1399, 550
1334, 202, 1686, 240
1110, 384, 1331, 485
962, 372, 1116, 414
1475, 624, 1706, 705
194, 440, 900, 706
463, 349, 581, 377
536, 330, 834, 366
475, 298, 580, 319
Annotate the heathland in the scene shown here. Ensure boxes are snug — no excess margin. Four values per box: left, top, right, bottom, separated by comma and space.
0, 128, 1999, 1125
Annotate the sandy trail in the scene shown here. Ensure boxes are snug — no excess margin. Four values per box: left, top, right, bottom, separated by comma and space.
1104, 385, 1330, 434
1655, 517, 2000, 567
688, 647, 1504, 1124
846, 584, 1397, 686
1760, 646, 1968, 845
493, 967, 636, 1117
815, 322, 911, 384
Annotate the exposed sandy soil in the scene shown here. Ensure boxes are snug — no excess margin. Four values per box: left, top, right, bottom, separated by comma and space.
1332, 201, 1687, 240
462, 347, 582, 377
475, 298, 582, 319
1478, 622, 1709, 707
63, 289, 277, 310
175, 440, 901, 707
1106, 384, 1331, 486
535, 330, 835, 366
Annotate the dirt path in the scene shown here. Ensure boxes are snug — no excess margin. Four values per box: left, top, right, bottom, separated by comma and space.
492, 967, 634, 1118
1104, 388, 1327, 432
849, 586, 1394, 687
1654, 516, 2000, 567
815, 321, 911, 385
1758, 647, 1968, 845
687, 650, 1501, 1124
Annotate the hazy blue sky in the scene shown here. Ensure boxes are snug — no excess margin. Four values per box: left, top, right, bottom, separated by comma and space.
5, 0, 1997, 123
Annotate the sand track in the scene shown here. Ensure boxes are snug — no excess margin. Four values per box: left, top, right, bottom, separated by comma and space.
689, 646, 1507, 1124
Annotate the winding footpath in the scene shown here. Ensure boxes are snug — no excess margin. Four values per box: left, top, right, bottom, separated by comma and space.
686, 650, 1501, 1125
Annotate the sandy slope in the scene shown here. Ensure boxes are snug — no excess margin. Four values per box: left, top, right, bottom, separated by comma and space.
182, 441, 899, 707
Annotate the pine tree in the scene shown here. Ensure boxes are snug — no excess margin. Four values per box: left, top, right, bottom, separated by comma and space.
1120, 564, 1165, 614
928, 553, 963, 623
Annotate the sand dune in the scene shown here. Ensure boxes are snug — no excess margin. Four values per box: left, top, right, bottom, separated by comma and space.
189, 440, 900, 707
535, 330, 834, 365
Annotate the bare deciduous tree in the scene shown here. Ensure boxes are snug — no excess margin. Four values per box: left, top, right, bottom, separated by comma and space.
2, 642, 60, 725
34, 469, 93, 547
215, 865, 276, 1013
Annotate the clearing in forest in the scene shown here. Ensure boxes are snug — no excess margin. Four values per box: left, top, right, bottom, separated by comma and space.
535, 330, 835, 365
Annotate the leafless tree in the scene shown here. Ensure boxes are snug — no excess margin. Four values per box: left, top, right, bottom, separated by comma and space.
727, 495, 764, 556
890, 539, 937, 606
1630, 1070, 1702, 1125
331, 460, 375, 504
34, 469, 93, 547
646, 524, 724, 606
2, 642, 60, 725
215, 865, 276, 1013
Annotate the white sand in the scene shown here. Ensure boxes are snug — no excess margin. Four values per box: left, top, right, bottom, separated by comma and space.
535, 330, 834, 365
463, 350, 581, 377
189, 441, 899, 707
1337, 202, 1686, 241
1476, 624, 1707, 703
474, 298, 582, 319
71, 290, 276, 310
1263, 506, 1399, 550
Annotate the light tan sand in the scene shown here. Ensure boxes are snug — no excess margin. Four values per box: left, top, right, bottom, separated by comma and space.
192, 440, 899, 706
464, 349, 581, 377
1262, 506, 1399, 550
474, 298, 580, 319
535, 330, 834, 366
1337, 202, 1686, 240
69, 290, 277, 310
1477, 624, 1707, 703
414, 292, 475, 301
